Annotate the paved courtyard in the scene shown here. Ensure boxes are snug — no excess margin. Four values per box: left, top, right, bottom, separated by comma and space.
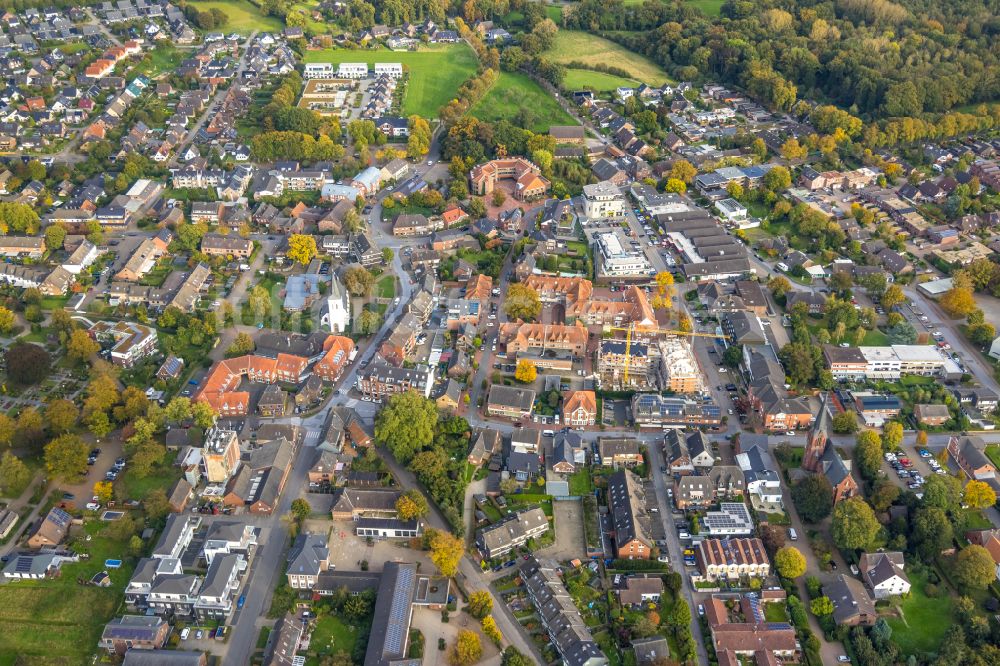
302, 518, 434, 572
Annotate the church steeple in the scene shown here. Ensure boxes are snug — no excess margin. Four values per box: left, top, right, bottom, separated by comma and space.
803, 392, 831, 472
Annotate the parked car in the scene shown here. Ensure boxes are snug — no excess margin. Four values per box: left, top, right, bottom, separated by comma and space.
180, 628, 190, 640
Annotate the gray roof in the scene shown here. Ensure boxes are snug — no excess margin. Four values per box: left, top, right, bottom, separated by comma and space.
287, 532, 329, 576
363, 562, 423, 666
827, 574, 875, 625
199, 553, 240, 598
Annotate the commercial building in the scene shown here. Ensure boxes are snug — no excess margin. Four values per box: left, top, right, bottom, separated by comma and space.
356, 362, 434, 401
583, 181, 625, 219
595, 231, 653, 277
486, 385, 536, 419
824, 344, 962, 380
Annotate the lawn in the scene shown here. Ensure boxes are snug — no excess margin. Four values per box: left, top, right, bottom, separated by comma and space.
138, 44, 184, 78
885, 570, 953, 656
309, 613, 359, 660
545, 31, 671, 87
302, 45, 478, 118
687, 0, 725, 15
763, 601, 788, 622
568, 469, 593, 495
187, 0, 284, 33
986, 446, 1000, 470
562, 68, 641, 92
470, 72, 578, 133
376, 275, 396, 299
118, 462, 182, 501
862, 329, 890, 346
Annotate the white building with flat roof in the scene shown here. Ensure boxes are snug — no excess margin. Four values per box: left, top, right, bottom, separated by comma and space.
304, 63, 337, 79
595, 231, 652, 277
373, 62, 403, 78
714, 197, 747, 222
850, 344, 962, 380
337, 62, 369, 79
583, 181, 625, 219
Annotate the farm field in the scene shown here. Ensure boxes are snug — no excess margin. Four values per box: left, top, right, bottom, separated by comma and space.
302, 45, 478, 117
470, 72, 578, 133
562, 68, 641, 92
687, 0, 726, 15
188, 0, 284, 33
546, 30, 671, 87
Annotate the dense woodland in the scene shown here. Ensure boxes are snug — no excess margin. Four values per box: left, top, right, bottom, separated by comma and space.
566, 0, 1000, 120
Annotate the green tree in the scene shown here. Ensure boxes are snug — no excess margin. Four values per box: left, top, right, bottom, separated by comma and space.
791, 474, 834, 523
869, 479, 900, 513
0, 451, 31, 494
191, 401, 216, 429
290, 498, 311, 521
954, 545, 997, 590
44, 433, 89, 480
809, 596, 834, 618
143, 487, 171, 520
357, 309, 381, 336
854, 430, 883, 480
912, 505, 953, 562
343, 267, 376, 296
375, 391, 437, 464
832, 497, 880, 551
44, 224, 67, 251
831, 411, 858, 434
922, 474, 963, 513
775, 546, 807, 579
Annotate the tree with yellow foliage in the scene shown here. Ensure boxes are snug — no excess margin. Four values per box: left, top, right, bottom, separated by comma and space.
286, 234, 318, 265
780, 137, 808, 160
964, 480, 997, 510
514, 359, 537, 384
448, 630, 482, 666
481, 615, 502, 645
428, 528, 464, 577
395, 490, 429, 520
652, 271, 675, 310
669, 159, 697, 184
93, 480, 113, 503
676, 311, 692, 333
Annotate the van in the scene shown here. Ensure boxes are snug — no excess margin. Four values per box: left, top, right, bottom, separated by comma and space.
788, 528, 798, 541
542, 430, 555, 437
776, 262, 789, 273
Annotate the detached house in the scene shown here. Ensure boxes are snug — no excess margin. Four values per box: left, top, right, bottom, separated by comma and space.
859, 551, 910, 599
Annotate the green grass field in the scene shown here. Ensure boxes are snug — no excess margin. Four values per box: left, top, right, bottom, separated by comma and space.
885, 570, 953, 655
138, 44, 184, 78
302, 45, 478, 117
308, 614, 360, 663
687, 0, 725, 15
470, 72, 578, 133
562, 68, 641, 92
545, 30, 671, 87
376, 275, 396, 299
188, 0, 284, 33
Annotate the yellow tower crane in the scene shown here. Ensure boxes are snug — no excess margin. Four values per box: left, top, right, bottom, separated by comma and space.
607, 323, 729, 385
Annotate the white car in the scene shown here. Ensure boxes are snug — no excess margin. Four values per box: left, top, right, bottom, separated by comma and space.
657, 555, 669, 563
86, 501, 101, 510
786, 431, 796, 436
180, 628, 190, 640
